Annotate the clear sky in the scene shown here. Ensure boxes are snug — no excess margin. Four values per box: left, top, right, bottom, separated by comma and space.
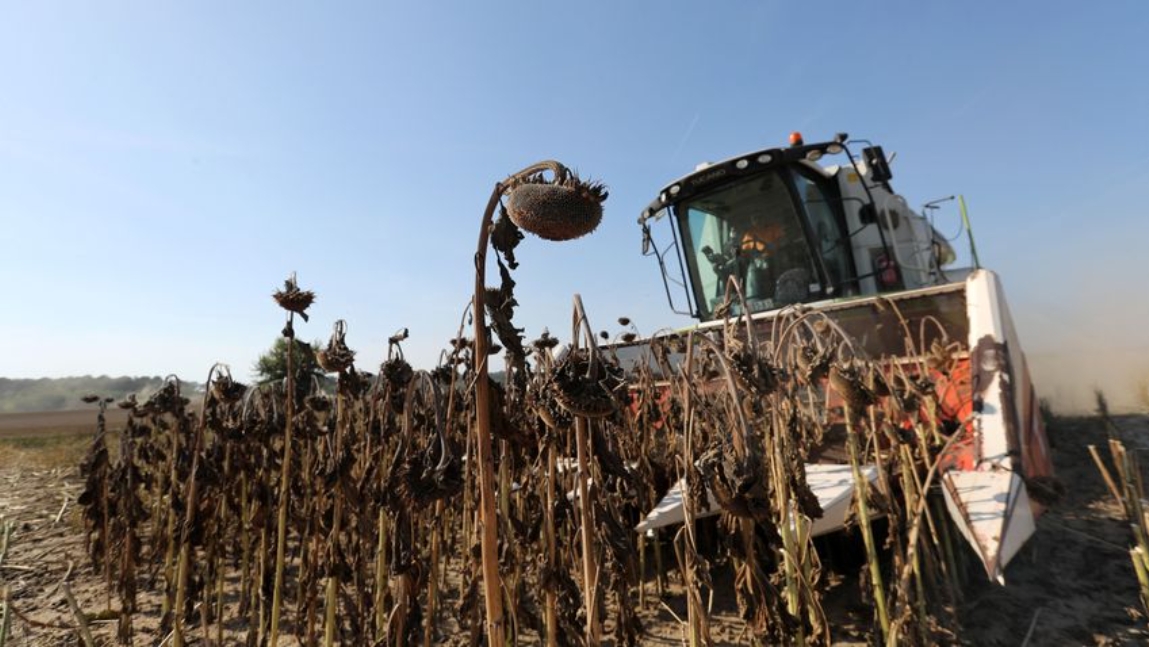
2, 2, 1147, 410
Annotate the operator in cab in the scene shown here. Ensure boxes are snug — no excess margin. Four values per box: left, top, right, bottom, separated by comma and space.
737, 211, 808, 306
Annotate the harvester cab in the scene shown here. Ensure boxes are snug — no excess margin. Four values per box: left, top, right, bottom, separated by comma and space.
639, 132, 960, 320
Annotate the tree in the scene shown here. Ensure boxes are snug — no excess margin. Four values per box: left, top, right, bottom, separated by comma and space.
252, 338, 328, 396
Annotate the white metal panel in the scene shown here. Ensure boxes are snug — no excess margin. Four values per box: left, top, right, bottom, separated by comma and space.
964, 270, 1012, 465
942, 469, 1035, 584
634, 463, 878, 536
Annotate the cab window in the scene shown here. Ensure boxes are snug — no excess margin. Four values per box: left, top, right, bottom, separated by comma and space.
791, 170, 854, 296
679, 169, 817, 317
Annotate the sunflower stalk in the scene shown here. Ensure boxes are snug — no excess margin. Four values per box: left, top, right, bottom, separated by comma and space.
472, 160, 605, 647
1096, 432, 1149, 621
264, 273, 315, 646
324, 386, 348, 647
845, 404, 890, 642
0, 586, 10, 647
678, 334, 709, 647
173, 365, 223, 647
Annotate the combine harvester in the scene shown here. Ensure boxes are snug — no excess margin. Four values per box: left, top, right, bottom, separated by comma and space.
621, 132, 1054, 583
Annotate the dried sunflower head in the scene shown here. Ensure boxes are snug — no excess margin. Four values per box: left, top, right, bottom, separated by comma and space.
316, 320, 355, 373
430, 365, 456, 384
794, 344, 833, 385
549, 348, 621, 419
396, 441, 464, 510
380, 357, 414, 393
305, 393, 332, 412
828, 363, 876, 412
272, 273, 315, 322
142, 379, 188, 415
505, 173, 607, 242
211, 374, 248, 405
726, 349, 778, 396
530, 330, 560, 353
338, 367, 372, 398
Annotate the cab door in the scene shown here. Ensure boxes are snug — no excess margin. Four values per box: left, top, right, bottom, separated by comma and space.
789, 169, 857, 298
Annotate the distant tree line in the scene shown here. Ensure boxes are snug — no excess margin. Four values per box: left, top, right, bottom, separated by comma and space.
0, 337, 325, 414
0, 336, 493, 414
0, 376, 201, 413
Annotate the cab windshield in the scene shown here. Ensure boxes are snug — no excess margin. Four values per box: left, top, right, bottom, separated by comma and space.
678, 167, 837, 318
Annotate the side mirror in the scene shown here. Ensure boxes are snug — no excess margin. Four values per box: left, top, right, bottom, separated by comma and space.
863, 146, 893, 183
641, 223, 652, 255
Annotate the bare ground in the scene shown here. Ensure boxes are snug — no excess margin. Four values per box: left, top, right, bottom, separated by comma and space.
1, 414, 1148, 645
0, 409, 129, 440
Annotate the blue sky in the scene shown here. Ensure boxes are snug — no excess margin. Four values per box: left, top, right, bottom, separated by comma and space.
2, 2, 1147, 409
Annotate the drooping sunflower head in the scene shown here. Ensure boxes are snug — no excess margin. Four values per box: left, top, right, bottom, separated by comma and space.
316, 320, 356, 374
505, 173, 607, 242
211, 372, 248, 405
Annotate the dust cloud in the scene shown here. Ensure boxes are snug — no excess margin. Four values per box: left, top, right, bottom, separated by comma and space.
1013, 283, 1149, 414
1027, 348, 1149, 414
